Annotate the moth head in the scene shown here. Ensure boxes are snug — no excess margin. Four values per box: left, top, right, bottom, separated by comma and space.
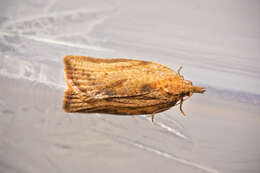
161, 77, 190, 97
187, 80, 205, 93
184, 80, 206, 97
162, 77, 205, 98
176, 66, 205, 96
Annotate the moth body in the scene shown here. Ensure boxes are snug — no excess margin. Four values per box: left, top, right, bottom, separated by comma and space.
63, 55, 205, 116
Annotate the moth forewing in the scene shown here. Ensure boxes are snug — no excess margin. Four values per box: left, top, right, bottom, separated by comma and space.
63, 55, 205, 119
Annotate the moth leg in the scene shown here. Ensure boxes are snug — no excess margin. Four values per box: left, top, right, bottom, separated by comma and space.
180, 98, 186, 116
151, 114, 155, 123
150, 107, 170, 123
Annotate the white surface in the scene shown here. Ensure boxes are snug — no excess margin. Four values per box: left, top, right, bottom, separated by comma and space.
1, 0, 260, 173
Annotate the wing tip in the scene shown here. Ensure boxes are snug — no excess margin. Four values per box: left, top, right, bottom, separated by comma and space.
63, 55, 75, 88
63, 89, 72, 112
63, 55, 74, 63
63, 89, 78, 113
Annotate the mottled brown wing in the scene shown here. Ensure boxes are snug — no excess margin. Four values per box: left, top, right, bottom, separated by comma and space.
64, 55, 177, 99
63, 87, 180, 114
63, 55, 179, 113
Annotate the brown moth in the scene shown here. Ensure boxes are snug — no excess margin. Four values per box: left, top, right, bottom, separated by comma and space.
63, 55, 205, 122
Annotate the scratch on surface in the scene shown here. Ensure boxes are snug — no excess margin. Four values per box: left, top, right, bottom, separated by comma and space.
160, 112, 184, 129
0, 73, 65, 91
94, 128, 219, 173
0, 32, 113, 52
2, 8, 113, 28
128, 140, 219, 173
45, 155, 61, 173
142, 116, 188, 140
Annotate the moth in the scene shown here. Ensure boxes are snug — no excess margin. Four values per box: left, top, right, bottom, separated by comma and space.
63, 55, 205, 122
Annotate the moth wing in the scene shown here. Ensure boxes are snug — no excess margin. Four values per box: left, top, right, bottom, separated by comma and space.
63, 89, 83, 112
63, 55, 176, 101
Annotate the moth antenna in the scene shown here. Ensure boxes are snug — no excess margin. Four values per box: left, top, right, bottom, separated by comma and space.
180, 98, 186, 116
177, 66, 182, 75
177, 66, 184, 79
175, 94, 191, 106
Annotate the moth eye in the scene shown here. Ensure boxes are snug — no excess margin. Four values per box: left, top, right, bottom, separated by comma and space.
141, 84, 153, 92
185, 80, 193, 85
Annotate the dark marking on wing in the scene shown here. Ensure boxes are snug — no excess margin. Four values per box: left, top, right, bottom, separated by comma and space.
138, 61, 151, 65
64, 60, 72, 72
109, 79, 128, 88
141, 84, 153, 92
104, 89, 116, 96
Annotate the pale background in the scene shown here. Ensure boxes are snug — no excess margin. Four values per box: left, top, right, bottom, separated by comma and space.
0, 0, 260, 173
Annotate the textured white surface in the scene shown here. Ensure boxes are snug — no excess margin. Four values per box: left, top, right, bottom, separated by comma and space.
0, 0, 260, 173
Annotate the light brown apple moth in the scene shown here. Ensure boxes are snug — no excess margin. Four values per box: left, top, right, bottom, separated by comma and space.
63, 55, 205, 122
